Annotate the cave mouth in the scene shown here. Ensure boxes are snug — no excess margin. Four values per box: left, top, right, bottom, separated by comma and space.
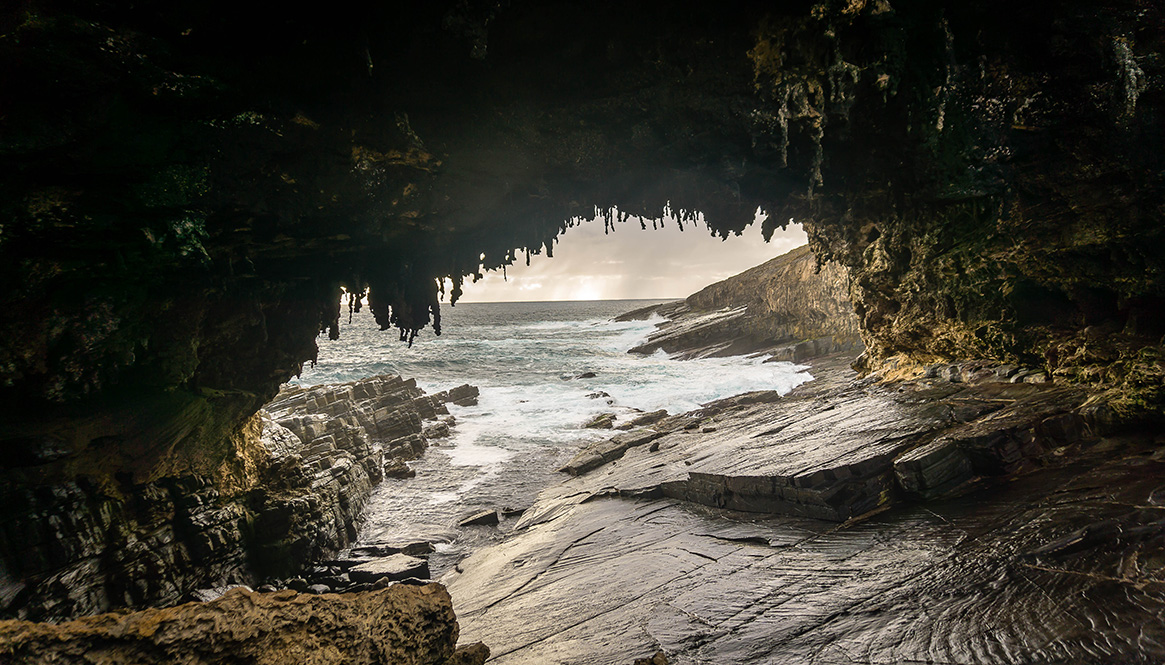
1, 0, 1162, 643
284, 230, 835, 581
449, 210, 806, 304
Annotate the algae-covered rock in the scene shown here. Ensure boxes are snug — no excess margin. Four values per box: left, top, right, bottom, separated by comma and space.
0, 584, 487, 665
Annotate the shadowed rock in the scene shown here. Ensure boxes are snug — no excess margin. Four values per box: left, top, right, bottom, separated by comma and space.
458, 510, 500, 528
349, 555, 431, 585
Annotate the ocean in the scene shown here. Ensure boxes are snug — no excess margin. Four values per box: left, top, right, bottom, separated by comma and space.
293, 299, 813, 573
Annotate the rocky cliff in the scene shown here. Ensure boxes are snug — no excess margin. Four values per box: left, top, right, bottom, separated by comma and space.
0, 374, 473, 622
621, 244, 861, 361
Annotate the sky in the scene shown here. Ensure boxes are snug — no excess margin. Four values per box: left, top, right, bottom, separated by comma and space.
453, 212, 808, 303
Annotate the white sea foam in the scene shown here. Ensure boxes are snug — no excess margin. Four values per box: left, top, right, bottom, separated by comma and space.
297, 300, 816, 550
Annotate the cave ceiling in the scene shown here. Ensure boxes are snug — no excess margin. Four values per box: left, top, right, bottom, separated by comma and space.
1, 0, 1161, 449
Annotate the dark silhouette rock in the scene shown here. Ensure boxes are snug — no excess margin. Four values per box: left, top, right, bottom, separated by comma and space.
458, 510, 500, 527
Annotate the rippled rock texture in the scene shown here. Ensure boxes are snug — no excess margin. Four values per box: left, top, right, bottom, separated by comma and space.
621, 244, 861, 361
446, 363, 1165, 664
0, 584, 488, 665
540, 359, 1097, 522
0, 374, 468, 621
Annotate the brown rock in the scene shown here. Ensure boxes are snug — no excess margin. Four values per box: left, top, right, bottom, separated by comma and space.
384, 458, 416, 479
0, 585, 486, 665
584, 413, 617, 429
625, 245, 861, 361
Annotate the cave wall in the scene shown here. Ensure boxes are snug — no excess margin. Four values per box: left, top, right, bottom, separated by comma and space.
0, 0, 1161, 617
747, 0, 1164, 412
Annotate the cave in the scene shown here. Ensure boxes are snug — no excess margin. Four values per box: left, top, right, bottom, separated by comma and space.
1, 0, 1163, 662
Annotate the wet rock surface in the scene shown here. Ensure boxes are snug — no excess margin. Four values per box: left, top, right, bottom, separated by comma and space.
445, 360, 1165, 664
623, 246, 861, 362
542, 358, 1094, 522
0, 584, 488, 665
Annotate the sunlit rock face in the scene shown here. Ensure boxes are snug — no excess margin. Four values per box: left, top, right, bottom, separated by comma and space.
0, 0, 1161, 619
623, 244, 861, 360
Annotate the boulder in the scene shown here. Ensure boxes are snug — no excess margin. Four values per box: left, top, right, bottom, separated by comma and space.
0, 585, 486, 665
459, 510, 500, 527
584, 413, 617, 429
348, 555, 431, 584
384, 459, 416, 479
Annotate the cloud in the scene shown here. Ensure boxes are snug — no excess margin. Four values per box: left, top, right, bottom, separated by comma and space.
456, 216, 808, 302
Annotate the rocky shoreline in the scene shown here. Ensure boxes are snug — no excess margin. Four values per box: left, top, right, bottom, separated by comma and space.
3, 334, 1163, 663
619, 245, 862, 363
0, 374, 477, 622
444, 354, 1165, 664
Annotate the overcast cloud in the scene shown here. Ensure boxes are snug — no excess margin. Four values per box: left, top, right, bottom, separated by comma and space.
454, 218, 808, 303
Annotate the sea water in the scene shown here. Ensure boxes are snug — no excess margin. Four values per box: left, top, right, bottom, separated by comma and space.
294, 299, 813, 572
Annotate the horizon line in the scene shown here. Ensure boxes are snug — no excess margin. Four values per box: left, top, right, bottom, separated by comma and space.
450, 296, 684, 305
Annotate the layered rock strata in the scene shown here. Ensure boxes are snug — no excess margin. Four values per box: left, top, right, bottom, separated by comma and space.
548, 357, 1098, 522
0, 374, 473, 621
445, 359, 1165, 664
0, 584, 488, 665
621, 245, 861, 362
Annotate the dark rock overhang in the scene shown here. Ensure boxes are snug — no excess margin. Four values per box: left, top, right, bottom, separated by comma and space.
0, 0, 1161, 467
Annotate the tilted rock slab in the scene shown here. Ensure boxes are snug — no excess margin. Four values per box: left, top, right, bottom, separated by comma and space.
446, 368, 1164, 664
549, 374, 1093, 522
0, 584, 488, 665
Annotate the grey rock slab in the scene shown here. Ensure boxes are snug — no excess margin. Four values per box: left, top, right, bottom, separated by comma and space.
540, 379, 1091, 522
447, 449, 1165, 665
348, 554, 430, 584
558, 429, 665, 476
